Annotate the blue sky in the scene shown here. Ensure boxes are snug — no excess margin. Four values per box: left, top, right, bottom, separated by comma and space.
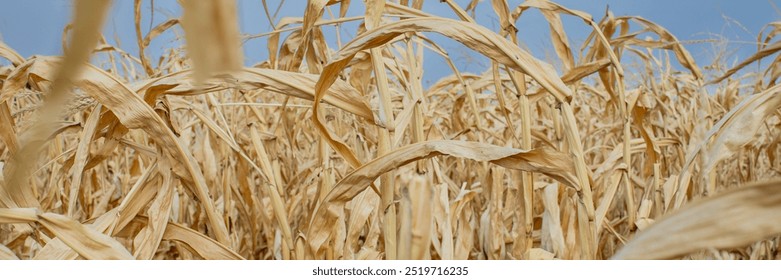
1, 0, 778, 84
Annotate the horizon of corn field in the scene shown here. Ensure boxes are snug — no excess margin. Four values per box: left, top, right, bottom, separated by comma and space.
1, 0, 781, 260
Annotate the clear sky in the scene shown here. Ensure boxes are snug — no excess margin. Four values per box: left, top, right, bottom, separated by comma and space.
1, 0, 779, 84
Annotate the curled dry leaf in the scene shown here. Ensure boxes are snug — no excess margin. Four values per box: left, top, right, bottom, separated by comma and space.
615, 16, 703, 79
313, 17, 573, 168
0, 41, 24, 67
307, 140, 578, 258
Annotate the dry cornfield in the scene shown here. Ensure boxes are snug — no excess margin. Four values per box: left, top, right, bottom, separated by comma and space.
0, 0, 780, 260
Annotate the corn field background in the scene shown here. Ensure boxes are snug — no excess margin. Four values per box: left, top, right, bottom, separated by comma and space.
1, 0, 781, 260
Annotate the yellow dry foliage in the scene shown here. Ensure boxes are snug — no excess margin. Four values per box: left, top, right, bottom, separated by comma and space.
0, 0, 780, 260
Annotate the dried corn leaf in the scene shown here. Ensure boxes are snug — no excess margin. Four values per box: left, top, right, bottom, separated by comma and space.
709, 40, 781, 84
132, 164, 174, 260
675, 83, 781, 207
313, 17, 573, 168
541, 183, 565, 256
0, 243, 18, 260
0, 41, 24, 67
343, 188, 379, 257
0, 207, 39, 223
512, 0, 575, 70
67, 104, 102, 217
702, 84, 781, 173
37, 212, 133, 260
0, 56, 230, 244
180, 0, 243, 82
2, 0, 111, 209
34, 208, 122, 260
136, 69, 375, 121
307, 140, 578, 257
115, 216, 243, 260
615, 180, 781, 260
327, 17, 572, 102
617, 16, 702, 79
